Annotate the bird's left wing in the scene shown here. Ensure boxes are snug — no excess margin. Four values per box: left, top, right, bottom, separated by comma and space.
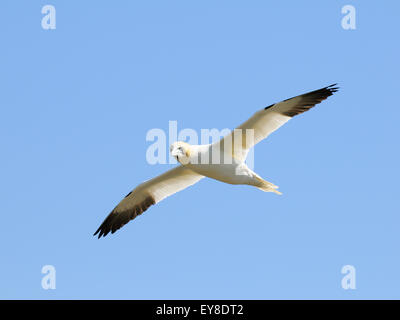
214, 84, 339, 161
94, 166, 204, 238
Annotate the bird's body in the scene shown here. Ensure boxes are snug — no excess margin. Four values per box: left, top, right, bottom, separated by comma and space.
189, 161, 255, 186
94, 84, 339, 238
184, 144, 276, 190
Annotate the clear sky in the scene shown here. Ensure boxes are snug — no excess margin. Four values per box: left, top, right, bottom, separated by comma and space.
1, 1, 399, 299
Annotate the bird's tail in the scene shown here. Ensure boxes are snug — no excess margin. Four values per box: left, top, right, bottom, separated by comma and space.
255, 178, 282, 195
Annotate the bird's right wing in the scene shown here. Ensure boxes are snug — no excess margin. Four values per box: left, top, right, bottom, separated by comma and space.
94, 166, 204, 238
214, 84, 339, 161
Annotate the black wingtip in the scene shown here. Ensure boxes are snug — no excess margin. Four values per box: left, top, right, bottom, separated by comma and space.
326, 83, 339, 92
93, 229, 103, 239
93, 214, 114, 239
93, 195, 156, 239
313, 83, 340, 96
93, 228, 103, 239
277, 83, 340, 117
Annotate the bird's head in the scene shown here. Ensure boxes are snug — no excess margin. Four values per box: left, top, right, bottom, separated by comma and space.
170, 141, 192, 165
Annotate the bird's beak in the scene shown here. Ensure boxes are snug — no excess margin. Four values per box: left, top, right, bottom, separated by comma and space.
171, 149, 179, 157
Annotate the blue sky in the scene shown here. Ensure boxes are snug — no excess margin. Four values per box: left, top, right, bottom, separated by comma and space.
1, 1, 399, 299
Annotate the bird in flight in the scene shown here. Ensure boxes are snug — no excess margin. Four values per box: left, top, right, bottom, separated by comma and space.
94, 84, 339, 238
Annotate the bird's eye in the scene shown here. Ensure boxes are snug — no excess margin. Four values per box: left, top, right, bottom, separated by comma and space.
178, 147, 183, 151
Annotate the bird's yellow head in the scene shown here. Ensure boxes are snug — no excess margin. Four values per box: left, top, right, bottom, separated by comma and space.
170, 141, 192, 165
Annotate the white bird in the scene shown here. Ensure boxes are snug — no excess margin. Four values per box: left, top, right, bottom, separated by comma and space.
94, 84, 338, 238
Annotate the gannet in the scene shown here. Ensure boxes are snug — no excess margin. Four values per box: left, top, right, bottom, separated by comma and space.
94, 84, 338, 238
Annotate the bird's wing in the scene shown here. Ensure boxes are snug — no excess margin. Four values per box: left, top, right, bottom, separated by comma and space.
214, 84, 339, 161
94, 166, 204, 238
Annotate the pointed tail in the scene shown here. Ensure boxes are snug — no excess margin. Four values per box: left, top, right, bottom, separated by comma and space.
255, 178, 282, 195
